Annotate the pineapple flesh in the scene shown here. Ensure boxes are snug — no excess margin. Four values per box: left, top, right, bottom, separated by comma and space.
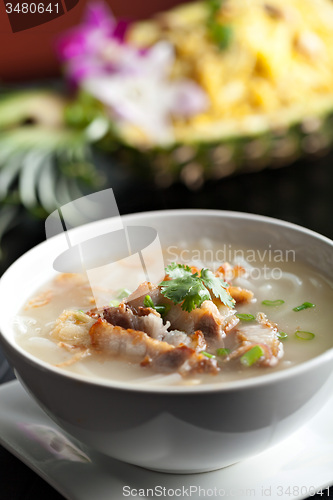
119, 0, 333, 186
127, 0, 333, 143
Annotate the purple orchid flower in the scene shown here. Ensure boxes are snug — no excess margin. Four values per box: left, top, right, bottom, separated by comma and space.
57, 1, 129, 84
58, 2, 208, 144
83, 41, 208, 144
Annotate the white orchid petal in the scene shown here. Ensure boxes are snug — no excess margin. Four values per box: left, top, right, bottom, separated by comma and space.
169, 80, 209, 116
83, 76, 174, 143
142, 41, 175, 76
81, 38, 208, 145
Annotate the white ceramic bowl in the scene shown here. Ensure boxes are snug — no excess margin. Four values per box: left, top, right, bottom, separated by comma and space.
1, 210, 333, 474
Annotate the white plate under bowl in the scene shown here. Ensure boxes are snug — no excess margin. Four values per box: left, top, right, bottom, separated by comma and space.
0, 380, 332, 500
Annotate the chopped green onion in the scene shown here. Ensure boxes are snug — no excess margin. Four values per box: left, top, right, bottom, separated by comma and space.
74, 311, 91, 323
109, 299, 120, 307
236, 313, 255, 321
277, 331, 288, 340
202, 351, 216, 359
240, 345, 264, 367
143, 295, 155, 309
216, 348, 230, 357
143, 295, 170, 317
295, 330, 315, 340
293, 302, 315, 312
155, 303, 171, 316
116, 288, 131, 300
262, 299, 285, 306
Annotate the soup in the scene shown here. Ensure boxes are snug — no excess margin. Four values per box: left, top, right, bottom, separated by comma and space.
14, 242, 333, 386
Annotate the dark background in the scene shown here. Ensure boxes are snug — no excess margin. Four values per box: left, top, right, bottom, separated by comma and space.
0, 148, 333, 499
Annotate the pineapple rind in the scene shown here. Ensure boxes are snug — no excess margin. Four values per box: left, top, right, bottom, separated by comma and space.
125, 0, 333, 149
106, 0, 333, 185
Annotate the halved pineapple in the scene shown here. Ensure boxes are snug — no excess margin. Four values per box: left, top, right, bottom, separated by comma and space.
116, 0, 333, 187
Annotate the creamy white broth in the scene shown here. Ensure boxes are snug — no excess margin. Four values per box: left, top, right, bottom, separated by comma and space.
14, 243, 333, 386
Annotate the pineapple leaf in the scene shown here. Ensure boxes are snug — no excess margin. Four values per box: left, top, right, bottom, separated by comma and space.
0, 120, 100, 216
0, 89, 110, 254
0, 90, 67, 130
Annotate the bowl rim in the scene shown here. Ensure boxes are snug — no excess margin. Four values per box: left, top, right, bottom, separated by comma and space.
1, 208, 333, 394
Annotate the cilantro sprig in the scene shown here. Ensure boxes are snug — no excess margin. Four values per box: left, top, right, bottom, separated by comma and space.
159, 263, 235, 313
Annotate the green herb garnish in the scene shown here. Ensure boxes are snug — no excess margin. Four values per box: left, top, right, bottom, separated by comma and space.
163, 262, 193, 279
216, 348, 230, 357
116, 288, 131, 300
74, 311, 91, 323
236, 313, 255, 321
293, 302, 315, 312
240, 345, 264, 367
277, 331, 288, 340
143, 295, 170, 317
159, 263, 235, 313
295, 330, 315, 340
208, 22, 233, 49
109, 299, 120, 307
262, 299, 285, 306
206, 0, 233, 50
202, 351, 216, 359
206, 0, 221, 14
143, 294, 155, 309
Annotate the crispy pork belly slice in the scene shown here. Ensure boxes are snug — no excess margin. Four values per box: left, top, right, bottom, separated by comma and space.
89, 319, 218, 375
125, 282, 170, 311
161, 329, 192, 348
125, 281, 238, 341
165, 300, 237, 341
103, 303, 193, 347
104, 303, 160, 332
52, 310, 96, 348
229, 312, 283, 367
191, 330, 206, 350
212, 303, 240, 333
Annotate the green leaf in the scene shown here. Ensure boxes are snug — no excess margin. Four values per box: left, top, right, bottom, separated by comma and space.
165, 262, 194, 279
182, 283, 211, 312
200, 268, 234, 308
160, 275, 200, 304
159, 263, 234, 312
